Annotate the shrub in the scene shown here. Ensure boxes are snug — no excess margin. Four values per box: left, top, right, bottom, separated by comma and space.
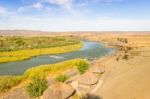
0, 59, 88, 94
55, 75, 69, 82
0, 76, 23, 93
76, 60, 89, 74
24, 59, 84, 79
26, 78, 48, 98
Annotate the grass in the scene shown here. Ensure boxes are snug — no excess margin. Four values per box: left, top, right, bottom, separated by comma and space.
0, 76, 23, 93
0, 36, 83, 63
0, 42, 83, 63
55, 75, 69, 82
24, 58, 88, 79
0, 36, 80, 52
0, 59, 89, 93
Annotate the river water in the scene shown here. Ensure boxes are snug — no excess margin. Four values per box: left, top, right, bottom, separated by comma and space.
0, 41, 114, 75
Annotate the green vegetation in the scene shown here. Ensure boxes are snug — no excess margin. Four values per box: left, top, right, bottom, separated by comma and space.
0, 36, 83, 63
76, 60, 89, 74
24, 59, 87, 79
0, 59, 88, 94
0, 36, 88, 96
26, 78, 47, 98
55, 75, 69, 82
0, 76, 23, 93
0, 36, 80, 52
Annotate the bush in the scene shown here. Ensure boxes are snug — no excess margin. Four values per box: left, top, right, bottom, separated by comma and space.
55, 75, 69, 82
26, 78, 48, 98
76, 60, 89, 74
0, 76, 23, 93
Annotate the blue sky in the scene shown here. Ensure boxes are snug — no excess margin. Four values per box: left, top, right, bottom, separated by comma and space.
0, 0, 150, 31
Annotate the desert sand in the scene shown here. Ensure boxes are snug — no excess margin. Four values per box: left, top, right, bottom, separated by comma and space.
94, 47, 150, 99
77, 33, 150, 99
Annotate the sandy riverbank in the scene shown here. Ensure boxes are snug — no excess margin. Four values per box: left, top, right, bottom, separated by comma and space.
76, 33, 150, 99
93, 47, 150, 99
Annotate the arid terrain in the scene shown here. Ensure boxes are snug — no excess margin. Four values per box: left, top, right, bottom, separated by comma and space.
0, 31, 150, 99
82, 33, 150, 99
93, 47, 150, 99
0, 0, 150, 98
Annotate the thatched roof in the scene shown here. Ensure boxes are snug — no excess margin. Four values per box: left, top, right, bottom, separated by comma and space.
42, 82, 75, 99
89, 66, 105, 73
77, 71, 99, 85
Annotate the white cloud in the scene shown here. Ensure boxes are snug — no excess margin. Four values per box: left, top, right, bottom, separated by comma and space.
17, 0, 124, 15
17, 2, 42, 13
43, 0, 124, 6
1, 14, 150, 31
0, 6, 9, 16
40, 0, 124, 14
90, 0, 124, 3
32, 2, 42, 9
0, 0, 149, 31
45, 0, 72, 7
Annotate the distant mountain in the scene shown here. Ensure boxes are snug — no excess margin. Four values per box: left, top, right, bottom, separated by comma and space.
0, 30, 57, 36
0, 30, 149, 36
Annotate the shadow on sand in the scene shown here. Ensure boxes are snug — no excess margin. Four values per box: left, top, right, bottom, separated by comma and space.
81, 93, 102, 99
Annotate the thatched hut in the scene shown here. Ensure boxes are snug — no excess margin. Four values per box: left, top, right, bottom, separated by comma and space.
77, 72, 99, 93
41, 82, 75, 99
89, 66, 105, 74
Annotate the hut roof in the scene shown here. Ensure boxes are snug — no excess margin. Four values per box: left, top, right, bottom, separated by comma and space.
42, 82, 75, 99
77, 71, 99, 85
89, 66, 105, 73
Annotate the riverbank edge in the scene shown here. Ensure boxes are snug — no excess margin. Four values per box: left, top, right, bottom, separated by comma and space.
0, 58, 89, 96
90, 40, 118, 63
89, 41, 150, 98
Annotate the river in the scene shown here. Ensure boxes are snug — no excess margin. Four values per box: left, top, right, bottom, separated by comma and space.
0, 41, 114, 75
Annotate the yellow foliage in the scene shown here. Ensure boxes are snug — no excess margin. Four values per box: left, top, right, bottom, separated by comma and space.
0, 59, 88, 93
24, 58, 87, 79
0, 42, 83, 63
